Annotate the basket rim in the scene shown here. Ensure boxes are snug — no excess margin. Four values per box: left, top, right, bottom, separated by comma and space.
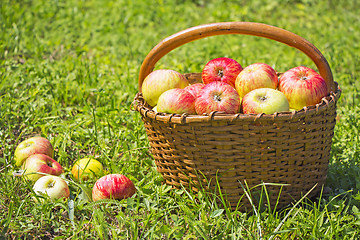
133, 81, 341, 124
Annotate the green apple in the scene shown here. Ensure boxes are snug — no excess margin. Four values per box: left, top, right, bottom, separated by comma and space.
241, 88, 289, 114
32, 175, 70, 202
71, 158, 104, 182
141, 69, 190, 107
14, 136, 53, 167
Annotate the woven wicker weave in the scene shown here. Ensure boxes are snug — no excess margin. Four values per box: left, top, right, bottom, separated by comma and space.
133, 22, 341, 210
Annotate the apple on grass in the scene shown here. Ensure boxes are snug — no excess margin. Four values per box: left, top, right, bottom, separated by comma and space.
92, 174, 136, 202
278, 66, 329, 110
14, 136, 53, 167
235, 63, 278, 98
33, 175, 70, 202
184, 83, 205, 98
156, 88, 196, 115
141, 69, 190, 107
202, 57, 243, 87
195, 81, 241, 115
21, 154, 63, 182
241, 88, 289, 114
71, 158, 104, 182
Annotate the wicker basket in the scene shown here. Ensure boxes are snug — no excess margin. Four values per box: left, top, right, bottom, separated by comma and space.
133, 22, 341, 210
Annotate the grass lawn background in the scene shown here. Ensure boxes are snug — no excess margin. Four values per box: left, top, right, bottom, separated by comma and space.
1, 0, 360, 239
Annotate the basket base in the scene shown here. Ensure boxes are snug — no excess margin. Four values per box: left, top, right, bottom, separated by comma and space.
158, 162, 326, 211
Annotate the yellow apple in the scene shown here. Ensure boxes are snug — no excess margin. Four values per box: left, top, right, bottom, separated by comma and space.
14, 136, 53, 167
71, 158, 104, 182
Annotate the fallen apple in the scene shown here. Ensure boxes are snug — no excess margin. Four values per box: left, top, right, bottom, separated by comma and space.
92, 174, 136, 202
235, 63, 278, 98
22, 153, 63, 182
142, 69, 189, 107
14, 136, 53, 167
202, 57, 243, 87
156, 88, 196, 114
33, 175, 70, 202
71, 158, 104, 182
195, 81, 241, 115
241, 88, 289, 114
278, 66, 329, 110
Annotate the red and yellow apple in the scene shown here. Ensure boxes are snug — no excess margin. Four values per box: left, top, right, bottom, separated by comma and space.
235, 63, 278, 98
71, 158, 104, 182
195, 81, 241, 115
184, 83, 205, 98
202, 57, 243, 87
278, 66, 329, 110
156, 88, 196, 114
141, 69, 189, 107
33, 175, 70, 202
14, 136, 53, 167
21, 154, 63, 182
92, 174, 136, 202
241, 88, 289, 114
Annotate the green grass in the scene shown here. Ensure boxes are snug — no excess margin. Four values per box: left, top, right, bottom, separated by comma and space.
1, 0, 360, 239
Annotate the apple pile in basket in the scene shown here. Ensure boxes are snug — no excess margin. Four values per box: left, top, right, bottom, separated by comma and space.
142, 57, 331, 115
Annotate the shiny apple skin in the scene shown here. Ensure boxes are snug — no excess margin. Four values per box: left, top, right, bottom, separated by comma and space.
202, 57, 243, 87
92, 174, 136, 202
278, 66, 329, 110
235, 63, 278, 98
195, 81, 241, 115
142, 69, 189, 107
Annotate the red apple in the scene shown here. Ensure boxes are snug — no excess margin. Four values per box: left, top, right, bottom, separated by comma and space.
241, 88, 289, 114
141, 69, 190, 107
21, 154, 63, 182
184, 83, 205, 98
202, 57, 243, 87
235, 63, 278, 98
71, 158, 104, 182
14, 136, 53, 167
278, 66, 329, 110
156, 88, 196, 115
33, 175, 70, 202
92, 174, 136, 202
195, 81, 241, 115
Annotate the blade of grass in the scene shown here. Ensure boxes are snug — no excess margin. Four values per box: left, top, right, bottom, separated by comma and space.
269, 183, 318, 240
239, 180, 262, 240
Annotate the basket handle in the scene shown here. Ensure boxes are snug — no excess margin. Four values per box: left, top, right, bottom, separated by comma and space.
138, 22, 335, 92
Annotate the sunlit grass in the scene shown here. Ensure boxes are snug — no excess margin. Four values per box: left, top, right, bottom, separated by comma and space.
1, 0, 360, 238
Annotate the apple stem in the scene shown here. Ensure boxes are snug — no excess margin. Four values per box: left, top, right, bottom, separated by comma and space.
260, 96, 267, 102
217, 69, 224, 78
213, 94, 222, 102
48, 181, 55, 188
